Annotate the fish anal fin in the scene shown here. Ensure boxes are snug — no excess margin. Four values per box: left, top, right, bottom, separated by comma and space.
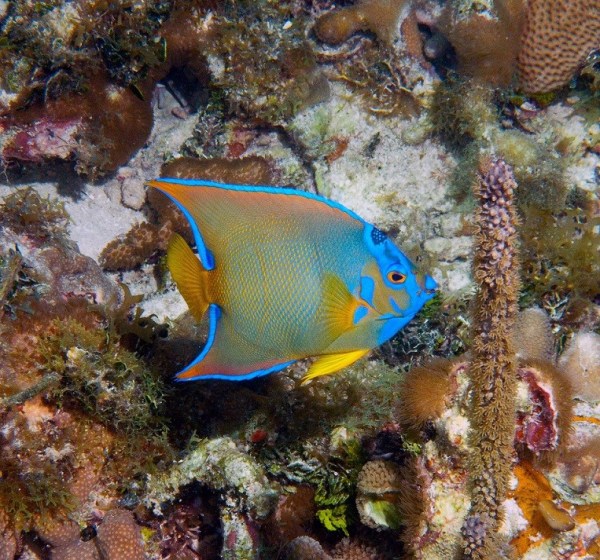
167, 233, 211, 321
321, 273, 360, 340
174, 307, 295, 381
301, 349, 370, 384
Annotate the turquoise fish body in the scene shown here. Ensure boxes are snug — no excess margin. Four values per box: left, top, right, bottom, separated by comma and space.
147, 178, 437, 382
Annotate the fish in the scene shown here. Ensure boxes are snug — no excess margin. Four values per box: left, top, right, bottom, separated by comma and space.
147, 178, 437, 383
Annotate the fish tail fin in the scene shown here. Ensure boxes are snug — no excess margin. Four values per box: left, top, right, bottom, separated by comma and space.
167, 233, 212, 321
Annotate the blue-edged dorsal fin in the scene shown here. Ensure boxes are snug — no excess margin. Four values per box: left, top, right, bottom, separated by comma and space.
167, 233, 211, 322
146, 179, 365, 273
176, 305, 295, 381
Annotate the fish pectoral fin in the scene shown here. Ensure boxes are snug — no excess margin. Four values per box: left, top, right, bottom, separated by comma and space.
167, 233, 211, 322
320, 273, 361, 340
301, 349, 370, 384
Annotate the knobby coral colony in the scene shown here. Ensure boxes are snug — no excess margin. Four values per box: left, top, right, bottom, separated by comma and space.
462, 158, 520, 559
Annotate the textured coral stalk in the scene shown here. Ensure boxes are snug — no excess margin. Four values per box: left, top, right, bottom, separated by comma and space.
462, 158, 520, 559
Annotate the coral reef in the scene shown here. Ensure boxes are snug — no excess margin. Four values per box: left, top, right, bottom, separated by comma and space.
50, 509, 145, 560
99, 155, 275, 271
314, 0, 411, 46
146, 436, 277, 519
439, 0, 525, 87
516, 0, 600, 93
355, 460, 403, 530
462, 157, 521, 559
432, 0, 599, 93
0, 2, 211, 177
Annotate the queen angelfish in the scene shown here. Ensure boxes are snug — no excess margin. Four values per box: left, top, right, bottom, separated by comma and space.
147, 178, 437, 383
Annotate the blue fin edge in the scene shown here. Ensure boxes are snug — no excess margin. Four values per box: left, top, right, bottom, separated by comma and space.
174, 303, 295, 382
150, 177, 367, 226
157, 191, 215, 270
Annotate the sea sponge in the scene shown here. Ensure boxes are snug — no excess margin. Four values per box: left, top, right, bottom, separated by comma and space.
516, 0, 600, 93
515, 359, 573, 464
558, 332, 600, 402
439, 0, 525, 86
513, 307, 555, 362
314, 0, 410, 46
396, 358, 461, 432
99, 222, 167, 271
161, 156, 275, 186
264, 485, 316, 549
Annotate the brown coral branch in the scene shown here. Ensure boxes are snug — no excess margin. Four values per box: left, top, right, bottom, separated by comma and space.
462, 158, 521, 559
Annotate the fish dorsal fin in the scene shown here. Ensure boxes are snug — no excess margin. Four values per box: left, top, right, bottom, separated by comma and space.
146, 179, 364, 272
167, 233, 210, 322
301, 349, 370, 384
321, 273, 360, 340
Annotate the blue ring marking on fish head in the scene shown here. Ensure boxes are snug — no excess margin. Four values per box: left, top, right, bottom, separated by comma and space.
362, 223, 437, 318
359, 276, 375, 307
353, 305, 369, 325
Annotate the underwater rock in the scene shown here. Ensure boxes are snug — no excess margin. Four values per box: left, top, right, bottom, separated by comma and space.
146, 437, 277, 519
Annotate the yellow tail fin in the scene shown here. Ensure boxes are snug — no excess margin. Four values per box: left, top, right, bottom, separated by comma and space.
167, 233, 211, 321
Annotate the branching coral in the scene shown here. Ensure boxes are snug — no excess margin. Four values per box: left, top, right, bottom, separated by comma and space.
516, 0, 600, 93
461, 158, 520, 559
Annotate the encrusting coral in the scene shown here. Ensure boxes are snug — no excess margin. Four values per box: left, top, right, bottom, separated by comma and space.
516, 0, 600, 93
314, 0, 411, 46
462, 157, 521, 559
439, 0, 525, 87
49, 509, 145, 560
432, 0, 600, 93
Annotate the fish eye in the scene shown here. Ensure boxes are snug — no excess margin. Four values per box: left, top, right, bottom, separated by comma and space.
387, 271, 406, 284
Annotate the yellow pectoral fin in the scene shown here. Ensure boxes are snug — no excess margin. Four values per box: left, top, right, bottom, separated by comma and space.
167, 233, 211, 321
301, 349, 370, 384
321, 273, 360, 340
